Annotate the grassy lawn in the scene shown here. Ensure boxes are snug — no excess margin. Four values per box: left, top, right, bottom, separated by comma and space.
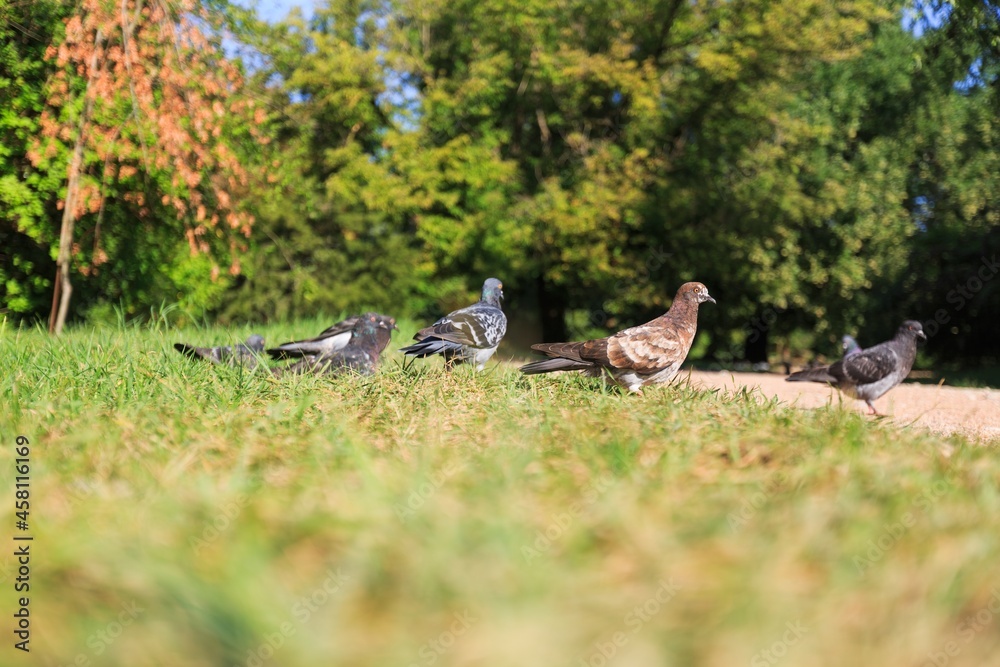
3, 319, 999, 667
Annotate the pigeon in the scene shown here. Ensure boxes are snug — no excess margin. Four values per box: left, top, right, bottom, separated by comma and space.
786, 320, 926, 415
276, 312, 392, 377
519, 282, 716, 394
267, 314, 397, 360
174, 334, 266, 368
842, 334, 861, 358
400, 278, 507, 370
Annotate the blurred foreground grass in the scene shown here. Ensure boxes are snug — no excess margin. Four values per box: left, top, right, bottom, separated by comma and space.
2, 319, 999, 667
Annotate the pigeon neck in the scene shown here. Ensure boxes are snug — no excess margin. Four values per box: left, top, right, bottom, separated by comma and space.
350, 329, 379, 352
375, 328, 393, 352
895, 331, 920, 352
666, 296, 698, 319
480, 295, 501, 308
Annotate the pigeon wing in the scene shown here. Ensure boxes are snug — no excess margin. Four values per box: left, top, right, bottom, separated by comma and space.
268, 318, 356, 359
835, 344, 899, 385
606, 322, 689, 374
314, 316, 360, 339
414, 307, 504, 348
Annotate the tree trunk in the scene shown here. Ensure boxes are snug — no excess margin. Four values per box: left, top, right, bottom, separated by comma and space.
50, 134, 88, 334
536, 274, 568, 342
49, 28, 103, 334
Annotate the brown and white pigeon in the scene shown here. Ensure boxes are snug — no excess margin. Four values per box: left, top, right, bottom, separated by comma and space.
786, 320, 926, 415
267, 313, 397, 360
174, 334, 266, 369
519, 282, 716, 393
400, 278, 506, 370
276, 313, 393, 377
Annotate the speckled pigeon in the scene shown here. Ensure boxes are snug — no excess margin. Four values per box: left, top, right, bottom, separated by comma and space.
174, 334, 266, 368
787, 320, 926, 415
519, 282, 716, 394
276, 312, 392, 377
842, 334, 861, 358
267, 314, 397, 360
400, 278, 507, 370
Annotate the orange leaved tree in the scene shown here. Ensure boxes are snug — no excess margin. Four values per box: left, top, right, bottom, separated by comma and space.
30, 0, 260, 333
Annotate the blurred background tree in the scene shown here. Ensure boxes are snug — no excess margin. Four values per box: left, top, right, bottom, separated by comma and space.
2, 0, 997, 367
3, 0, 261, 330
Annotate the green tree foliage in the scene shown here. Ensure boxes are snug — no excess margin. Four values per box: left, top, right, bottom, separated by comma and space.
0, 0, 73, 317
4, 0, 997, 365
376, 0, 912, 347
883, 0, 1000, 363
220, 7, 422, 322
2, 0, 262, 328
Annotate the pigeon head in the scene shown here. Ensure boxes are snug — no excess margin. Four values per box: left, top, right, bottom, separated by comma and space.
899, 320, 927, 341
481, 278, 504, 307
374, 314, 397, 331
245, 334, 266, 351
675, 282, 716, 305
841, 334, 861, 357
351, 313, 381, 340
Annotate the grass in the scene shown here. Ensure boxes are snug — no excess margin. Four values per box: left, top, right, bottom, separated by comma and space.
2, 318, 1000, 667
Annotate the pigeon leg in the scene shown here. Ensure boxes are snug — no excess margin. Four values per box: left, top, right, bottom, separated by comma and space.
865, 400, 881, 416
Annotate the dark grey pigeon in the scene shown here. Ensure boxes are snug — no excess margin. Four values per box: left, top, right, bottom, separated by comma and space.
842, 334, 861, 358
276, 313, 390, 377
174, 334, 266, 369
787, 320, 926, 415
400, 278, 506, 370
267, 314, 397, 360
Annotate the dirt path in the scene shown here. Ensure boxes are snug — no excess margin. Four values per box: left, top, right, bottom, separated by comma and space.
686, 370, 1000, 442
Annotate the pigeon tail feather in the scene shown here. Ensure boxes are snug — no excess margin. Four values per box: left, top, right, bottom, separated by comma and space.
173, 343, 208, 359
519, 357, 593, 375
399, 338, 463, 358
786, 368, 838, 384
174, 342, 227, 362
530, 341, 593, 362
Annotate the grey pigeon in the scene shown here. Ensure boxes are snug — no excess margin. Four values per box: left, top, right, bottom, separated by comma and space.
520, 282, 716, 394
786, 320, 926, 415
400, 278, 507, 370
842, 334, 861, 358
276, 312, 391, 377
267, 314, 397, 360
174, 334, 266, 368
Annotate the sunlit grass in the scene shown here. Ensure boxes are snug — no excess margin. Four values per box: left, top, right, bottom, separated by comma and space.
1, 320, 998, 666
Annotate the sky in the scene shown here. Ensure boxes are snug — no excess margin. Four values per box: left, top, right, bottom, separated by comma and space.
240, 0, 313, 23
245, 0, 953, 32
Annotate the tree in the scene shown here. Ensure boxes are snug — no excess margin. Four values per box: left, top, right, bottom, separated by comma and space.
884, 0, 1000, 363
0, 0, 75, 319
28, 0, 260, 332
376, 0, 893, 345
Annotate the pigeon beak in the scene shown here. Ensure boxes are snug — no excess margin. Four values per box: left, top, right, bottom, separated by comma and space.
705, 295, 717, 304
917, 330, 927, 341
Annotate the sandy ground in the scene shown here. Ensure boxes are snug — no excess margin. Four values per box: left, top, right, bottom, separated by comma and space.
686, 370, 1000, 442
